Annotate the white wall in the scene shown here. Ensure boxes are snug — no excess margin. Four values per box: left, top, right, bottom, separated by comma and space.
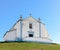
22, 17, 39, 39
22, 17, 52, 43
22, 37, 52, 43
41, 23, 46, 38
45, 30, 50, 38
4, 29, 16, 41
4, 16, 51, 43
11, 21, 21, 41
41, 23, 50, 38
4, 20, 21, 41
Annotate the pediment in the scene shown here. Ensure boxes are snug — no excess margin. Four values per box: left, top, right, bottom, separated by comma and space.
23, 16, 39, 23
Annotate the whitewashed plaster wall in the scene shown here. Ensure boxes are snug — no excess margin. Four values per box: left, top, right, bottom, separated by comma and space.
4, 16, 52, 43
4, 29, 16, 41
11, 21, 21, 39
23, 37, 52, 43
41, 23, 46, 38
4, 20, 21, 41
22, 17, 40, 40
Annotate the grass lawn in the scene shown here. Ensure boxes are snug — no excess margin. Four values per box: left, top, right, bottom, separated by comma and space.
0, 42, 60, 50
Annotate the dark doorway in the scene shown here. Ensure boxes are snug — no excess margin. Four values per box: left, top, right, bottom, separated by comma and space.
29, 34, 33, 37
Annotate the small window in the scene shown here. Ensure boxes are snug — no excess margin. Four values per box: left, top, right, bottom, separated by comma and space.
29, 34, 33, 37
29, 23, 32, 29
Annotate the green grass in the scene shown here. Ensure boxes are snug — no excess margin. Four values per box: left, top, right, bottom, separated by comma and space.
0, 42, 60, 50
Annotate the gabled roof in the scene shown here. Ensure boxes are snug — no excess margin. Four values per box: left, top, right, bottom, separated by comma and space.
23, 15, 45, 25
3, 29, 16, 38
23, 15, 39, 22
3, 19, 20, 38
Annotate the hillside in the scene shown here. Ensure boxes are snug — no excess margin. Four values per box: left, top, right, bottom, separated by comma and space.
0, 42, 60, 50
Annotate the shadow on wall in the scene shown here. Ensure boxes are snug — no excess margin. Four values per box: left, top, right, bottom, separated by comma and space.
15, 37, 22, 41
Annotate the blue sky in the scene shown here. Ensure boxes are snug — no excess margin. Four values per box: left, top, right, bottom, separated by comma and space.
0, 0, 60, 44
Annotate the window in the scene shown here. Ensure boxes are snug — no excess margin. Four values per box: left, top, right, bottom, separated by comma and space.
29, 23, 32, 29
28, 31, 34, 37
29, 34, 33, 37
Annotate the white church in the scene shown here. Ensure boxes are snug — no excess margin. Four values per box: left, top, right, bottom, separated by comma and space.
3, 14, 52, 43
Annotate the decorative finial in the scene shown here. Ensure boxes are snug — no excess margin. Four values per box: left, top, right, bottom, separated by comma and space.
20, 14, 22, 18
20, 14, 22, 21
38, 17, 41, 22
39, 18, 40, 21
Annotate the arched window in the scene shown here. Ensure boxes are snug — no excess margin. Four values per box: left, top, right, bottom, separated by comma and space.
29, 23, 32, 29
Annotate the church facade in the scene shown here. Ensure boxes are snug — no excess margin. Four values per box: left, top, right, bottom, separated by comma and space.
3, 15, 52, 43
